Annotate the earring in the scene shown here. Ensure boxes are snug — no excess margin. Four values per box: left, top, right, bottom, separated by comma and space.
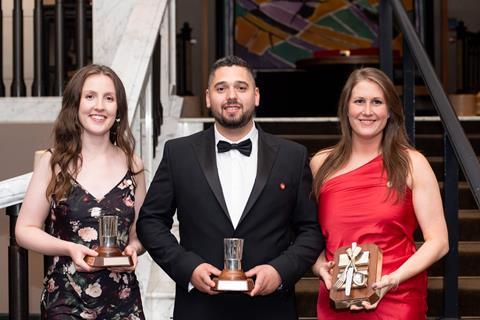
115, 118, 120, 123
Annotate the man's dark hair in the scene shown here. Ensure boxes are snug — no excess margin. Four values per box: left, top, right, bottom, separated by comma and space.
208, 55, 255, 86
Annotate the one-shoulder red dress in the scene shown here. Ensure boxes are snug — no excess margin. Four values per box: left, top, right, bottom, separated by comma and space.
316, 155, 427, 320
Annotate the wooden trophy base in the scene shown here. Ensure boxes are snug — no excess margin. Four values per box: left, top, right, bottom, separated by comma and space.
84, 246, 133, 268
330, 243, 383, 309
213, 269, 254, 292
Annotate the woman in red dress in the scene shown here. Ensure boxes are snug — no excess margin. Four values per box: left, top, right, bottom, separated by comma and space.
310, 68, 448, 319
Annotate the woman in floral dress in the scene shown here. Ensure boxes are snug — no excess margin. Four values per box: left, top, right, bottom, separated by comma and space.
16, 64, 146, 319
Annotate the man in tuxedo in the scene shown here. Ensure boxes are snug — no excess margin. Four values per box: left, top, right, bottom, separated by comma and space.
137, 55, 323, 320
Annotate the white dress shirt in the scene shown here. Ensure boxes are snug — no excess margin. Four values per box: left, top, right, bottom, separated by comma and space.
188, 124, 259, 292
214, 123, 258, 229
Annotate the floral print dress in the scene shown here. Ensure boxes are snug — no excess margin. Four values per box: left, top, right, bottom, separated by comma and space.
41, 171, 144, 320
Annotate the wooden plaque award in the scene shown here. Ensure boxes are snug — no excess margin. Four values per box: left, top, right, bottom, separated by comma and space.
84, 215, 133, 267
330, 242, 382, 309
213, 238, 254, 292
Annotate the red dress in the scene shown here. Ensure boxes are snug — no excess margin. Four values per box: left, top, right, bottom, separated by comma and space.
316, 156, 427, 320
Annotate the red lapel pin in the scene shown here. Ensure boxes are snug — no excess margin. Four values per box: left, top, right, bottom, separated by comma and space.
280, 182, 286, 190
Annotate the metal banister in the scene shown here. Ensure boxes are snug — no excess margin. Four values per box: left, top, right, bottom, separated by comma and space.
381, 0, 480, 317
387, 0, 480, 208
6, 203, 29, 319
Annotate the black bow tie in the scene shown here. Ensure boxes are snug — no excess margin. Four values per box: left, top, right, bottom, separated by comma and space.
217, 139, 252, 156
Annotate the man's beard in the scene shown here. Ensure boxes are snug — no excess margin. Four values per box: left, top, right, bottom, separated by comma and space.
211, 102, 255, 129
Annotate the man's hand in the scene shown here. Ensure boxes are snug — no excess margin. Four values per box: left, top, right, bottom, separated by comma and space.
245, 264, 282, 296
191, 263, 222, 295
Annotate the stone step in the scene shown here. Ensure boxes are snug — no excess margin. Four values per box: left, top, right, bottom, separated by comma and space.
458, 210, 480, 241
258, 118, 480, 136
439, 182, 478, 210
428, 156, 470, 182
295, 276, 480, 318
414, 210, 480, 242
428, 276, 480, 317
279, 133, 480, 158
424, 241, 480, 276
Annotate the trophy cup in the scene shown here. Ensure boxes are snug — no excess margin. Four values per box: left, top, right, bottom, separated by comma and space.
84, 215, 133, 267
213, 238, 254, 292
330, 242, 383, 309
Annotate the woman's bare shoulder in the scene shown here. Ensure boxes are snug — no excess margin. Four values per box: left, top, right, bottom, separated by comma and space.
35, 149, 53, 171
406, 148, 430, 170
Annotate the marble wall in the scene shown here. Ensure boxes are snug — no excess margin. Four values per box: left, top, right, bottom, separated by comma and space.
93, 1, 180, 319
92, 0, 136, 66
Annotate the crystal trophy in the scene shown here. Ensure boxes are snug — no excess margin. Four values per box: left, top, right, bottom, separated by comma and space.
84, 215, 133, 267
213, 238, 254, 292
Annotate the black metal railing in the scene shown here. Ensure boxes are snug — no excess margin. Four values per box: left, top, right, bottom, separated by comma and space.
176, 22, 193, 96
54, 0, 65, 95
457, 24, 480, 93
11, 0, 26, 97
32, 0, 46, 96
76, 0, 87, 69
2, 0, 92, 97
152, 33, 163, 157
379, 0, 480, 318
6, 203, 29, 319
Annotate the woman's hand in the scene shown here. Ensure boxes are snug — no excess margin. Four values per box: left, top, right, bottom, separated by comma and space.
349, 273, 399, 310
108, 245, 138, 273
312, 251, 335, 289
68, 242, 102, 273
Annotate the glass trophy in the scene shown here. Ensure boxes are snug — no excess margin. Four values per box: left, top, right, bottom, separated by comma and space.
213, 238, 254, 292
84, 215, 133, 267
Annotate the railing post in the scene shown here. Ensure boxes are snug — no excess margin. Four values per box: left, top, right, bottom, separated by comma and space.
11, 0, 27, 96
403, 40, 415, 146
0, 2, 5, 97
76, 0, 87, 68
389, 0, 480, 207
379, 0, 393, 80
152, 33, 162, 157
6, 203, 29, 319
176, 22, 192, 96
443, 135, 459, 318
54, 0, 65, 95
32, 0, 46, 96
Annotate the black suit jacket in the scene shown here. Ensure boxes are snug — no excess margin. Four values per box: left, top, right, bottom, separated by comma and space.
137, 126, 323, 320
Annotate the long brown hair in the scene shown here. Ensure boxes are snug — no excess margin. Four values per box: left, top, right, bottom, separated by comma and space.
46, 64, 136, 200
313, 68, 412, 200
